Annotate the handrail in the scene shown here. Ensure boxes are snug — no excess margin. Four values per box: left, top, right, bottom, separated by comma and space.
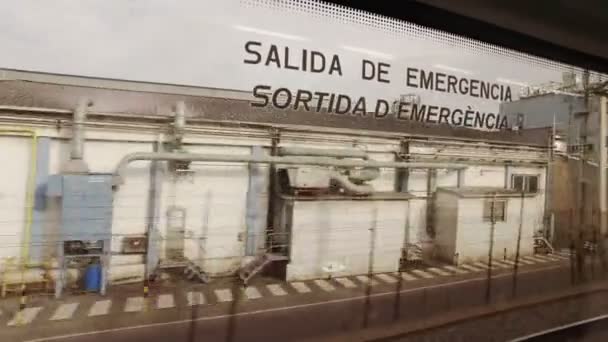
534, 236, 555, 254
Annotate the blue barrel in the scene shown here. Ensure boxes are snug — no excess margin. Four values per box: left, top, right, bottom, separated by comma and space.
84, 264, 102, 292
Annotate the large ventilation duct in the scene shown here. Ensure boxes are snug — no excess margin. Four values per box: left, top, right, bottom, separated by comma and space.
61, 99, 91, 174
279, 146, 380, 194
329, 171, 373, 194
346, 167, 380, 183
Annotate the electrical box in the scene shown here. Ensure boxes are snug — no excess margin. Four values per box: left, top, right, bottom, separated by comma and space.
63, 240, 104, 255
48, 174, 113, 241
286, 167, 330, 189
122, 236, 147, 254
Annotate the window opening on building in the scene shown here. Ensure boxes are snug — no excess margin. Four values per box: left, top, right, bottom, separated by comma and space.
511, 174, 539, 193
483, 200, 507, 222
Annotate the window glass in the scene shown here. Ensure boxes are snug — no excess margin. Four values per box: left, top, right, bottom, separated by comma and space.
483, 200, 506, 222
512, 175, 524, 191
1, 1, 607, 340
527, 175, 539, 193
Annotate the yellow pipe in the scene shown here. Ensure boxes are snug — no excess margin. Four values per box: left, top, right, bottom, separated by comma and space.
0, 128, 38, 268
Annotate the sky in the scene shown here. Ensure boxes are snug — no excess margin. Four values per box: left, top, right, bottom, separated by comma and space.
0, 0, 587, 98
0, 0, 218, 83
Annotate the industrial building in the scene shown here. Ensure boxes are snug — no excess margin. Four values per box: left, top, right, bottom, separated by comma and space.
500, 79, 608, 249
0, 69, 552, 296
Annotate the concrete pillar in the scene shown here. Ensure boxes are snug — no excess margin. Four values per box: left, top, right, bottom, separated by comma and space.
30, 137, 50, 265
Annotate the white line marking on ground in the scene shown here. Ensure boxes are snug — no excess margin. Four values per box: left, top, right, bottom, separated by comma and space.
314, 279, 335, 291
8, 307, 42, 326
243, 286, 262, 300
267, 284, 288, 296
395, 272, 418, 281
157, 294, 175, 309
214, 289, 233, 302
24, 264, 564, 342
491, 261, 513, 268
514, 258, 536, 265
186, 292, 205, 306
524, 255, 549, 263
290, 282, 311, 293
375, 273, 398, 284
460, 264, 484, 272
88, 300, 111, 317
335, 277, 357, 288
500, 260, 517, 266
551, 254, 570, 260
356, 275, 379, 285
426, 267, 451, 276
50, 303, 79, 321
411, 269, 435, 279
541, 254, 562, 261
442, 265, 469, 274
124, 297, 144, 313
472, 262, 490, 269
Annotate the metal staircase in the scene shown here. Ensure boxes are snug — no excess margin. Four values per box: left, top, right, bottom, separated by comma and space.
534, 236, 555, 254
239, 253, 288, 286
238, 230, 289, 285
183, 259, 210, 283
400, 243, 424, 269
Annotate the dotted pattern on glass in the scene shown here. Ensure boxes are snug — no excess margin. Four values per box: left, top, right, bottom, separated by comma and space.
241, 0, 606, 80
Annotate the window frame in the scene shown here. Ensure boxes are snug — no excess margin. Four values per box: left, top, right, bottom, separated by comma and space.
511, 174, 540, 193
483, 199, 507, 223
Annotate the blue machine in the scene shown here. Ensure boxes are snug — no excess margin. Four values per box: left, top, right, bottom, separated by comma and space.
84, 263, 102, 292
47, 174, 113, 297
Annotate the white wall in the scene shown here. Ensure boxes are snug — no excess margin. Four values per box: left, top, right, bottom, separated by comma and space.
434, 191, 459, 262
0, 136, 31, 261
160, 145, 251, 276
287, 200, 408, 280
455, 196, 536, 264
463, 166, 506, 187
407, 198, 429, 245
506, 165, 546, 233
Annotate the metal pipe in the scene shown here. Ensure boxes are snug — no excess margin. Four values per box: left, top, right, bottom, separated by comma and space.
405, 152, 546, 162
71, 99, 88, 161
113, 151, 467, 186
174, 101, 186, 144
278, 146, 368, 159
408, 138, 547, 152
61, 99, 91, 173
0, 105, 549, 148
